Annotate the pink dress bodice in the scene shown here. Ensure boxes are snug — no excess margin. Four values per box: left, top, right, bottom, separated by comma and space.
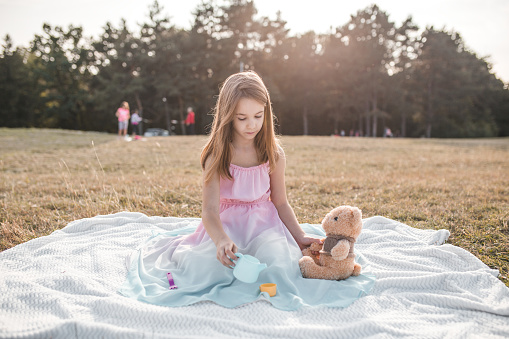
219, 162, 271, 205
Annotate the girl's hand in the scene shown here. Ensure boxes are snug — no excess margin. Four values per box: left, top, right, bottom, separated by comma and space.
296, 235, 322, 252
215, 236, 238, 268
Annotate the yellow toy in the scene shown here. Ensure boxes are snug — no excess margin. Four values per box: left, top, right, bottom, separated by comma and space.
299, 206, 363, 280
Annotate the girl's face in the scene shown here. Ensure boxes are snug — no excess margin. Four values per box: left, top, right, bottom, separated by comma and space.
232, 97, 265, 143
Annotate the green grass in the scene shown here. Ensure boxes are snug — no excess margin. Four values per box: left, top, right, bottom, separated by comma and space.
1, 128, 508, 286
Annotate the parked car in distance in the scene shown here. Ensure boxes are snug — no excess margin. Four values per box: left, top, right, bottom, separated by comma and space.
144, 128, 170, 137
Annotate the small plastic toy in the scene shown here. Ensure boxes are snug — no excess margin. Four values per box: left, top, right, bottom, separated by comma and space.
259, 283, 277, 297
167, 272, 178, 290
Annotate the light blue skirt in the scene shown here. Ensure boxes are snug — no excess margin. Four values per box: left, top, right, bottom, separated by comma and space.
119, 223, 376, 311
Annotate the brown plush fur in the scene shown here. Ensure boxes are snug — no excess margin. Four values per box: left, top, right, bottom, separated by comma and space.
299, 206, 363, 280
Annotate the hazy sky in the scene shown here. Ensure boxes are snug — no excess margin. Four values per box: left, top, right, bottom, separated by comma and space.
1, 0, 508, 84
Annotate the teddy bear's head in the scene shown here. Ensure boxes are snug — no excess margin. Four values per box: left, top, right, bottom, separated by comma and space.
322, 206, 362, 240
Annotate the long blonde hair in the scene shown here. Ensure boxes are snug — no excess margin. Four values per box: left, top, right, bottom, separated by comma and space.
201, 71, 279, 182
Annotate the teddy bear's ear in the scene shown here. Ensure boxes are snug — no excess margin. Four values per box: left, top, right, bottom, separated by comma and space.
351, 207, 362, 223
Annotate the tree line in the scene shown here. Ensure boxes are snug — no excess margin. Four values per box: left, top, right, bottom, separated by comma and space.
1, 0, 508, 137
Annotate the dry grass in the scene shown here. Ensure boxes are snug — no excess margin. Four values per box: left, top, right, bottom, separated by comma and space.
1, 128, 508, 286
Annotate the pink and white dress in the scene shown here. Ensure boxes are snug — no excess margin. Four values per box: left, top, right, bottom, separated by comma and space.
119, 162, 374, 310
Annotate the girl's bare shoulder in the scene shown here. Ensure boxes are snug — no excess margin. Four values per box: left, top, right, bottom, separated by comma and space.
276, 144, 285, 156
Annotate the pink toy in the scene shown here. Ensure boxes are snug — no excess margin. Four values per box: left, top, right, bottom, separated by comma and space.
167, 272, 178, 290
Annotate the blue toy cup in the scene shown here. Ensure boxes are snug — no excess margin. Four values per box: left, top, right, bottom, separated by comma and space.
233, 253, 267, 283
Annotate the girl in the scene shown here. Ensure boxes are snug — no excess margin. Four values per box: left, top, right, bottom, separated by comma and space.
130, 109, 142, 138
200, 71, 320, 268
119, 71, 374, 310
116, 101, 130, 138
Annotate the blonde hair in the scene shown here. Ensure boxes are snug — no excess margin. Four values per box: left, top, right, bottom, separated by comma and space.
201, 71, 279, 182
121, 101, 129, 110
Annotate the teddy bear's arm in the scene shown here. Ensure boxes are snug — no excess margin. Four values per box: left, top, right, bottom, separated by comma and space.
301, 247, 320, 265
310, 242, 323, 252
330, 239, 350, 261
301, 247, 313, 257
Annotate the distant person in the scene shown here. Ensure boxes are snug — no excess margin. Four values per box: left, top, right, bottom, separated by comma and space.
116, 101, 130, 139
384, 127, 393, 138
184, 107, 195, 135
131, 109, 142, 139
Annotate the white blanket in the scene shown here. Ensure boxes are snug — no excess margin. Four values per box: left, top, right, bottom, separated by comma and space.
1, 212, 508, 338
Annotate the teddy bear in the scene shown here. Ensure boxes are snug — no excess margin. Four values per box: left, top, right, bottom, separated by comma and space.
299, 205, 363, 280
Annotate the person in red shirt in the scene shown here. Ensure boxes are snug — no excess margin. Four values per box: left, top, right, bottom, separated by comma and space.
185, 107, 195, 135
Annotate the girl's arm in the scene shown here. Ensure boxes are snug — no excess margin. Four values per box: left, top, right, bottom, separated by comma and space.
202, 159, 238, 268
269, 147, 321, 250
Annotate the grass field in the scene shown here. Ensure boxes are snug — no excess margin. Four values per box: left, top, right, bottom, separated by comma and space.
1, 128, 508, 286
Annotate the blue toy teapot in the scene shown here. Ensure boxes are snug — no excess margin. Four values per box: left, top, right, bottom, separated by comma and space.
233, 253, 267, 283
